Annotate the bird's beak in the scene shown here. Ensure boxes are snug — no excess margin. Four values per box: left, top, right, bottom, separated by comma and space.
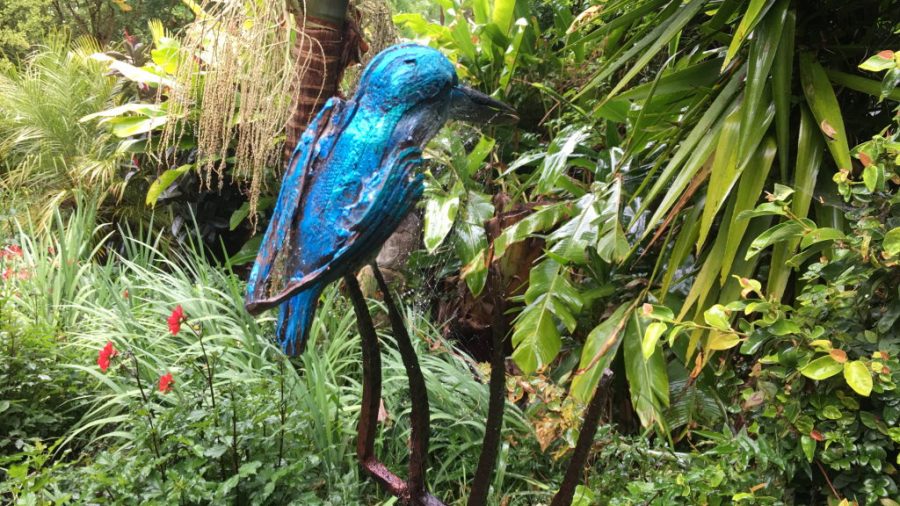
449, 86, 519, 126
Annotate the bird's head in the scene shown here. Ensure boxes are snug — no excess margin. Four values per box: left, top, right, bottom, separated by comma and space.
356, 43, 518, 145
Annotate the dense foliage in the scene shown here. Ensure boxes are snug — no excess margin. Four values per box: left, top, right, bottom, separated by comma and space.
1, 0, 899, 504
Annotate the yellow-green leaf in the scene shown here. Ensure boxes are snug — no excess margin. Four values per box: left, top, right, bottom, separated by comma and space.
642, 322, 667, 360
708, 332, 741, 350
799, 355, 844, 380
844, 360, 873, 397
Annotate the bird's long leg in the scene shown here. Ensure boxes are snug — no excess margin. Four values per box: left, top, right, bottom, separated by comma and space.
550, 369, 615, 506
370, 265, 442, 506
343, 274, 408, 498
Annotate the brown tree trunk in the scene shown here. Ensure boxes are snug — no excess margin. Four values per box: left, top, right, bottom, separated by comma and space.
283, 6, 364, 160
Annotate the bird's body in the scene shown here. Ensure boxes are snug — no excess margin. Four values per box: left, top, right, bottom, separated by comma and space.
245, 43, 516, 355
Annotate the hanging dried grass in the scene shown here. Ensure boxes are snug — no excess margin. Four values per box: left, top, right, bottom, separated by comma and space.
161, 0, 303, 217
347, 0, 398, 88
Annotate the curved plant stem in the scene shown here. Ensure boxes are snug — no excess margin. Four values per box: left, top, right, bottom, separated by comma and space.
467, 267, 508, 506
550, 369, 614, 506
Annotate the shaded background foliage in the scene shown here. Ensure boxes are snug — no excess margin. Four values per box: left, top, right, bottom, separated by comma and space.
1, 0, 900, 504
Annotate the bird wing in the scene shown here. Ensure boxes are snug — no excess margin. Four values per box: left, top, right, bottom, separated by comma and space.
245, 101, 425, 314
245, 97, 346, 313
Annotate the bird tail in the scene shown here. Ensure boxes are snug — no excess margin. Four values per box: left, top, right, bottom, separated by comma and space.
276, 284, 323, 356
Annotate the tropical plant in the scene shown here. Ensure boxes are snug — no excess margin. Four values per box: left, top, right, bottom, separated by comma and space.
0, 36, 127, 227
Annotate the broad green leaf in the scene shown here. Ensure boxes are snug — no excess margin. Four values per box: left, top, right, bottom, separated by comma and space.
800, 227, 845, 249
708, 332, 741, 351
228, 235, 262, 266
844, 360, 873, 397
859, 51, 896, 72
720, 138, 777, 280
571, 304, 630, 402
455, 191, 494, 296
800, 435, 816, 462
722, 0, 774, 69
768, 107, 824, 299
799, 355, 844, 380
535, 126, 592, 193
642, 303, 675, 322
642, 322, 667, 360
90, 53, 178, 87
884, 228, 900, 256
423, 191, 461, 253
704, 304, 731, 331
826, 69, 900, 102
623, 310, 670, 429
106, 115, 168, 138
862, 164, 885, 192
772, 8, 795, 180
146, 164, 192, 207
799, 52, 852, 171
696, 109, 741, 250
511, 259, 583, 374
596, 177, 629, 263
80, 103, 165, 122
549, 193, 599, 264
745, 220, 811, 260
491, 0, 517, 35
465, 136, 496, 178
498, 18, 529, 91
493, 202, 573, 260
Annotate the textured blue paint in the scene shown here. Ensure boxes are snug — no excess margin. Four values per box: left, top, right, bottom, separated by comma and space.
245, 44, 461, 354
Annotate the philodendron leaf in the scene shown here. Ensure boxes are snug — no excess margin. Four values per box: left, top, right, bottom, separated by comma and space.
844, 360, 873, 397
423, 190, 461, 253
799, 355, 844, 380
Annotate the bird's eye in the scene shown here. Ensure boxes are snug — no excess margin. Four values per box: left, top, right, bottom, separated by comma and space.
404, 58, 416, 65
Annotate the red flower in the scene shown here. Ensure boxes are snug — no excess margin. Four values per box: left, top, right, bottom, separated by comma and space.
158, 372, 174, 393
123, 289, 129, 299
1, 267, 12, 281
97, 341, 118, 372
167, 305, 185, 335
2, 245, 22, 258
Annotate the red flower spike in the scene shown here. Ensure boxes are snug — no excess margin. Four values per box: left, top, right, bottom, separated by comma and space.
97, 341, 118, 372
2, 245, 22, 258
167, 305, 185, 335
158, 372, 174, 393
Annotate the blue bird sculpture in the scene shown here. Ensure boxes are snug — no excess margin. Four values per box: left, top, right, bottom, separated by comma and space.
245, 43, 517, 355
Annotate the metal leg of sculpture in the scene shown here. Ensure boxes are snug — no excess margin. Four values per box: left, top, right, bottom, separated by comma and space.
467, 268, 508, 506
370, 265, 444, 506
549, 369, 615, 506
345, 273, 445, 506
344, 274, 408, 497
